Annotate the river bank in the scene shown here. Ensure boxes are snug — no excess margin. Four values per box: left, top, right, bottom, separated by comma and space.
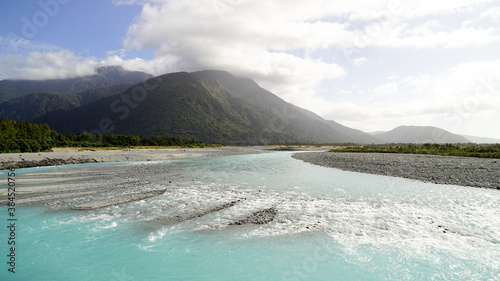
292, 152, 500, 189
0, 147, 263, 169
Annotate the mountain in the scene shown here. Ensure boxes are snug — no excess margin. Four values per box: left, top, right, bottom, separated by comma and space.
76, 84, 133, 105
7, 69, 477, 145
0, 66, 152, 103
192, 70, 374, 143
367, 131, 386, 135
376, 126, 470, 144
0, 84, 134, 121
290, 105, 380, 143
462, 135, 500, 144
323, 120, 380, 144
0, 92, 81, 120
34, 70, 363, 144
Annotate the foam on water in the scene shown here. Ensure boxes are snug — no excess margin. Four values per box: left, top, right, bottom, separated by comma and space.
1, 152, 499, 280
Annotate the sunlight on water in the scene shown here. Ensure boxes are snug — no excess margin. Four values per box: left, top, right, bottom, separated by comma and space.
1, 152, 499, 280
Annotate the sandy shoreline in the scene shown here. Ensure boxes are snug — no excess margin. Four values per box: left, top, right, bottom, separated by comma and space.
292, 152, 500, 190
0, 147, 262, 169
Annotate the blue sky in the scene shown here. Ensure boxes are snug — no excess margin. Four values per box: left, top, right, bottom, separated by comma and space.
0, 0, 151, 59
1, 0, 500, 139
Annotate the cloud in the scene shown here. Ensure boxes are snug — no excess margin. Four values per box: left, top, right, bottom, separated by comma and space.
377, 25, 500, 49
3, 0, 498, 83
0, 50, 97, 80
111, 0, 160, 6
115, 0, 497, 116
124, 1, 358, 52
0, 35, 60, 54
371, 83, 398, 96
326, 59, 500, 135
480, 6, 500, 19
395, 0, 491, 18
119, 0, 500, 100
353, 57, 367, 65
121, 0, 352, 103
1, 0, 499, 138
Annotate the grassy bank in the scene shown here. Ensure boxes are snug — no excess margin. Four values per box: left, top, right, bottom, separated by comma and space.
329, 144, 500, 159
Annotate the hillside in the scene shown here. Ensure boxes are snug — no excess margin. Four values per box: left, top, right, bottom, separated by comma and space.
0, 66, 152, 103
376, 126, 470, 144
3, 68, 482, 145
324, 120, 380, 144
462, 135, 500, 144
287, 105, 379, 143
0, 84, 134, 121
0, 92, 81, 120
76, 84, 133, 105
35, 71, 356, 144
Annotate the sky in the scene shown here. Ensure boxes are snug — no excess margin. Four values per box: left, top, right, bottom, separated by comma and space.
1, 0, 499, 139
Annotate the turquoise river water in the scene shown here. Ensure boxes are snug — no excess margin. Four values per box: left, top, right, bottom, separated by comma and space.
1, 152, 499, 280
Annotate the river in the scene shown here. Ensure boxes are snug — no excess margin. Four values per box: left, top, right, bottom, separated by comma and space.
1, 151, 499, 280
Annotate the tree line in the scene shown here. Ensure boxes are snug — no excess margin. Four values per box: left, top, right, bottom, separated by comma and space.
0, 119, 205, 153
330, 143, 500, 159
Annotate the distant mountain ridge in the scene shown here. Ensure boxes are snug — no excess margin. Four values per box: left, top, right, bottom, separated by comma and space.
462, 135, 500, 144
375, 126, 470, 144
371, 129, 498, 144
0, 92, 81, 120
0, 66, 152, 103
35, 70, 357, 144
0, 67, 492, 145
0, 84, 134, 121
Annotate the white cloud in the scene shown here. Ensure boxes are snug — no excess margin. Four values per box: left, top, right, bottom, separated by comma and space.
395, 0, 491, 18
121, 0, 351, 104
371, 83, 398, 96
406, 60, 500, 114
117, 0, 500, 116
3, 0, 498, 82
326, 59, 500, 136
401, 74, 432, 89
2, 0, 500, 137
480, 6, 500, 19
353, 57, 367, 65
0, 35, 60, 54
0, 50, 97, 80
124, 1, 356, 52
370, 22, 500, 49
112, 0, 160, 6
387, 74, 400, 81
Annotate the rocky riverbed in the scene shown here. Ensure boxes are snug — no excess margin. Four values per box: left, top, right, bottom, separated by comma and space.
0, 146, 283, 229
0, 147, 263, 170
292, 152, 500, 190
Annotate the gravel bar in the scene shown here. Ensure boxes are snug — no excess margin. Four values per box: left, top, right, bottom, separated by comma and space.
0, 147, 265, 170
72, 189, 166, 210
230, 207, 278, 225
292, 152, 500, 189
1, 190, 103, 205
153, 199, 243, 224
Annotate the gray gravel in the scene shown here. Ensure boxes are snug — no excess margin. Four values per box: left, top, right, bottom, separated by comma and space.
0, 157, 99, 170
0, 147, 264, 170
292, 152, 500, 190
0, 147, 268, 213
152, 200, 244, 225
230, 207, 278, 225
72, 189, 166, 210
